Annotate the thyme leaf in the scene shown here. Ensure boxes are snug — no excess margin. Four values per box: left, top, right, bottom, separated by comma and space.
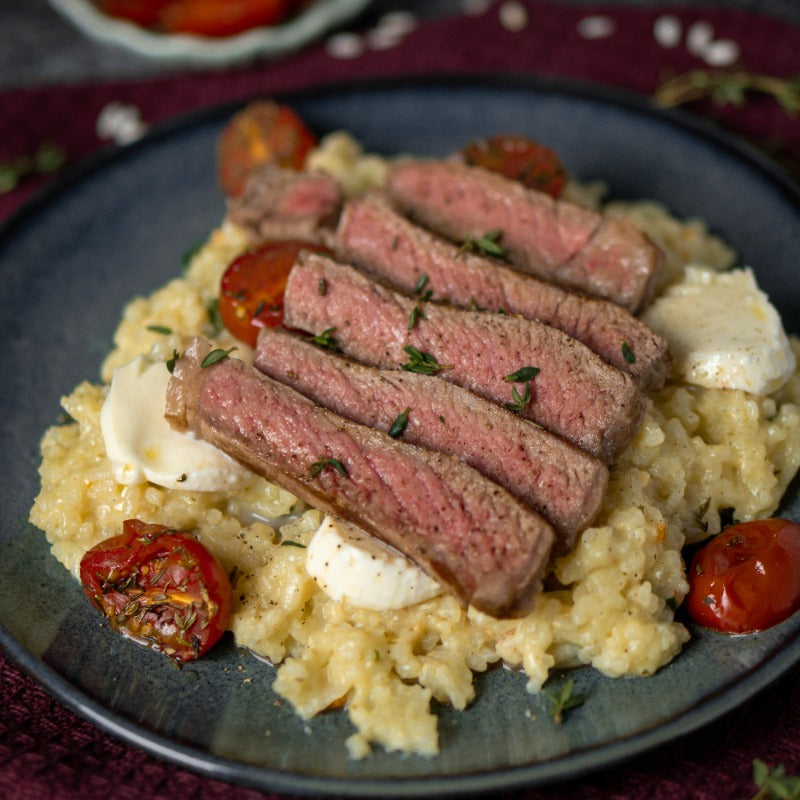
310, 457, 348, 479
460, 229, 508, 259
166, 349, 180, 374
408, 303, 424, 330
621, 340, 636, 364
413, 273, 434, 301
280, 540, 307, 549
505, 366, 540, 383
201, 347, 236, 368
308, 327, 338, 350
206, 298, 223, 337
545, 677, 585, 725
401, 345, 449, 376
388, 408, 410, 439
147, 324, 173, 335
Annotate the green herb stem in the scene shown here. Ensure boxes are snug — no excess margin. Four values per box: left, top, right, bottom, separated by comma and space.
655, 69, 800, 115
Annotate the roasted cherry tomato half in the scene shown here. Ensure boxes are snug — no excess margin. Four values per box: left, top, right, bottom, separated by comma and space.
80, 519, 232, 663
94, 0, 296, 36
687, 518, 800, 634
159, 0, 294, 37
461, 134, 567, 198
92, 0, 171, 26
217, 100, 317, 196
219, 240, 327, 347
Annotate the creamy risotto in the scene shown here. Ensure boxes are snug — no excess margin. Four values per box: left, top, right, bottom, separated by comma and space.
29, 133, 800, 759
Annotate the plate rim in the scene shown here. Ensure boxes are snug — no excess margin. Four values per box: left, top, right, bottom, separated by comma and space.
3, 73, 800, 797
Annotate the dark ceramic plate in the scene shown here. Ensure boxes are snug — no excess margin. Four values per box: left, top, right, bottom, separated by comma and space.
1, 78, 799, 797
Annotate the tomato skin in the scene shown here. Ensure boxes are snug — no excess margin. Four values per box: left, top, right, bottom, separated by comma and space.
159, 0, 293, 37
93, 0, 295, 36
219, 240, 324, 347
461, 134, 567, 198
80, 519, 232, 663
217, 101, 317, 197
93, 0, 171, 26
687, 518, 800, 634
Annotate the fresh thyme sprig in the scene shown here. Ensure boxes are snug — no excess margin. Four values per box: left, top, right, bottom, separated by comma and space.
504, 366, 539, 413
655, 69, 800, 115
414, 273, 433, 300
308, 327, 338, 350
0, 141, 66, 194
505, 383, 532, 413
460, 229, 508, 259
544, 677, 584, 724
309, 457, 348, 479
751, 760, 800, 800
401, 345, 449, 376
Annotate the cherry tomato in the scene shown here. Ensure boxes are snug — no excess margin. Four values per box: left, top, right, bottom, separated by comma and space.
80, 519, 232, 663
158, 0, 293, 37
687, 518, 800, 634
92, 0, 171, 26
217, 100, 317, 196
461, 134, 567, 198
219, 240, 326, 347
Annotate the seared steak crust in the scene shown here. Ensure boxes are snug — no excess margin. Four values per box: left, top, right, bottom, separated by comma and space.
166, 338, 555, 618
335, 194, 669, 391
386, 159, 662, 313
282, 254, 646, 463
255, 327, 608, 547
226, 163, 342, 246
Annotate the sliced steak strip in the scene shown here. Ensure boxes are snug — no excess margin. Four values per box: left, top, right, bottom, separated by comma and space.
282, 254, 646, 463
255, 327, 608, 546
226, 163, 342, 246
386, 159, 662, 313
166, 338, 555, 618
335, 194, 669, 391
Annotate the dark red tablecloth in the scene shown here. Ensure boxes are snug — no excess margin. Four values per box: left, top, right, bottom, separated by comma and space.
3, 3, 800, 798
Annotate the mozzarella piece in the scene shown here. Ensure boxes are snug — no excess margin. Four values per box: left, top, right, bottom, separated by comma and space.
305, 515, 442, 611
642, 266, 796, 395
101, 355, 253, 491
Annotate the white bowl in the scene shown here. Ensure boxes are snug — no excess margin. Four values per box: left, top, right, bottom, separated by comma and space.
48, 0, 373, 65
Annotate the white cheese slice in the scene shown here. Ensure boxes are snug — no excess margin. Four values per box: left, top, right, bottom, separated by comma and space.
100, 355, 253, 492
305, 515, 442, 611
642, 266, 796, 395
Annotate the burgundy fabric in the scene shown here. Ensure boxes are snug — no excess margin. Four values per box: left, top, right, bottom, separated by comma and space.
2, 2, 800, 797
